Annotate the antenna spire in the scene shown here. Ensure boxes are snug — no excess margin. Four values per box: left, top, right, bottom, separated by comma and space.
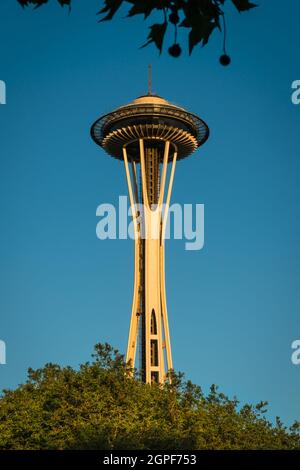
148, 64, 152, 95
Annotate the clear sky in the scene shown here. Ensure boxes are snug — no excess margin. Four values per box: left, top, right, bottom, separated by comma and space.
0, 0, 299, 426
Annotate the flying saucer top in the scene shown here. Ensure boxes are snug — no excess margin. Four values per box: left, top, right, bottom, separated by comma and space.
90, 93, 209, 161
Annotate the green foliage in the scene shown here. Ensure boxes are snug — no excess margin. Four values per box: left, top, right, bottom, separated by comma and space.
17, 1, 258, 59
0, 343, 299, 450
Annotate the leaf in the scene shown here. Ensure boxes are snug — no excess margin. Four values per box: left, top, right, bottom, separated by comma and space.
18, 0, 71, 7
17, 0, 29, 7
33, 0, 48, 8
231, 0, 258, 12
126, 0, 170, 19
17, 0, 48, 7
180, 17, 192, 28
57, 0, 71, 7
189, 28, 202, 55
202, 21, 216, 46
16, 0, 259, 57
189, 20, 217, 54
97, 0, 123, 22
127, 0, 157, 19
141, 22, 167, 54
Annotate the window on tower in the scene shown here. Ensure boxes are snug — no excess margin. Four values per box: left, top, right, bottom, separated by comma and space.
151, 309, 157, 335
151, 339, 158, 367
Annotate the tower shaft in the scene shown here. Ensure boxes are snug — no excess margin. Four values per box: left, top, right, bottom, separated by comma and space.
124, 140, 177, 383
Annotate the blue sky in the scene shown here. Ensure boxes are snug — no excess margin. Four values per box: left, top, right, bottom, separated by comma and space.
0, 0, 299, 426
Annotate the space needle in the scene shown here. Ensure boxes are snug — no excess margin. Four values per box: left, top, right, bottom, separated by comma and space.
91, 75, 209, 384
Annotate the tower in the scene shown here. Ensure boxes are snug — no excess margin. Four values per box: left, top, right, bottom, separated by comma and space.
91, 91, 209, 384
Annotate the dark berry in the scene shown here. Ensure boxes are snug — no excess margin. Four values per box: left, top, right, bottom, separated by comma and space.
169, 12, 179, 25
219, 54, 231, 66
168, 43, 182, 58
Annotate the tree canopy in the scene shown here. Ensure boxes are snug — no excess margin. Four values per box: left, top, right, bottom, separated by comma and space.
17, 1, 258, 63
0, 342, 299, 450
